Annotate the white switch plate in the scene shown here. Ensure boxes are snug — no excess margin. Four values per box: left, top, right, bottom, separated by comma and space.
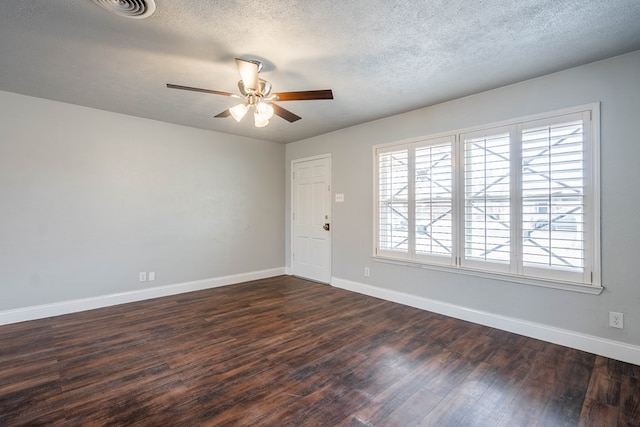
148, 272, 156, 281
335, 193, 345, 203
139, 272, 147, 282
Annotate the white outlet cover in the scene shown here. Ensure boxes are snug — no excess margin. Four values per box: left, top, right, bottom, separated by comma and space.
148, 272, 156, 281
609, 311, 624, 329
335, 193, 345, 202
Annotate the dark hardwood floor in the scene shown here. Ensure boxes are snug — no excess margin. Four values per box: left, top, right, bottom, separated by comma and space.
1, 275, 638, 426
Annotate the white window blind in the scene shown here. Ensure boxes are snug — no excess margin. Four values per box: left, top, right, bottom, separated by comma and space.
377, 148, 409, 255
521, 113, 589, 283
463, 129, 511, 271
415, 140, 454, 263
373, 104, 600, 290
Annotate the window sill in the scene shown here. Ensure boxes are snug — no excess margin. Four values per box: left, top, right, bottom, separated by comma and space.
373, 255, 603, 295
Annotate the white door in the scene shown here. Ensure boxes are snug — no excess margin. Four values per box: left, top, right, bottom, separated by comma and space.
292, 155, 332, 283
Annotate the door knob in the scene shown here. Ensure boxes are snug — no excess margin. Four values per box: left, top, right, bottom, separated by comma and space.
323, 223, 330, 231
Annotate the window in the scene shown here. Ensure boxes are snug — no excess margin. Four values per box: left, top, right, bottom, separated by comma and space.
374, 104, 600, 289
520, 114, 590, 284
377, 136, 454, 266
415, 141, 454, 260
463, 128, 512, 271
378, 147, 409, 254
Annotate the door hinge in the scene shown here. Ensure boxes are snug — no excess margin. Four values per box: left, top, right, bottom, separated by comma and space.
293, 212, 295, 221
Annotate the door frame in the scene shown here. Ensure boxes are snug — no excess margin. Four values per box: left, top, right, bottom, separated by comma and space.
290, 153, 332, 282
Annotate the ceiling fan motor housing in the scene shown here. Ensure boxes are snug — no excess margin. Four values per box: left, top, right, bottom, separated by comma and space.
91, 0, 157, 19
238, 79, 272, 98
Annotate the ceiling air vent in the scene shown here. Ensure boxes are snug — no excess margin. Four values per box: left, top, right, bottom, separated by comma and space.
92, 0, 156, 19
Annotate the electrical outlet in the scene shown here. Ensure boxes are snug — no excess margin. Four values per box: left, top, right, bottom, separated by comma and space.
364, 267, 370, 277
609, 311, 624, 329
139, 272, 147, 282
148, 272, 155, 281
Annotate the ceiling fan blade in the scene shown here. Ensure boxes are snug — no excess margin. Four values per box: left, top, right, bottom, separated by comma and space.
235, 58, 260, 92
167, 83, 237, 97
272, 103, 302, 123
214, 110, 231, 118
273, 89, 333, 101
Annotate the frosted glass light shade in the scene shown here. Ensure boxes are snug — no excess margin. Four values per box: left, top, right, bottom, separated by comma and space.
255, 102, 274, 120
254, 112, 269, 127
229, 103, 249, 122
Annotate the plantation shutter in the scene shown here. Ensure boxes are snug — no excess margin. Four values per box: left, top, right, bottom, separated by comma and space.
414, 138, 454, 263
463, 128, 512, 272
521, 112, 589, 283
377, 147, 410, 257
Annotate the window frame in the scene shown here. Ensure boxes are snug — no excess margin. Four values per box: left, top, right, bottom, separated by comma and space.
372, 103, 601, 294
414, 137, 456, 265
460, 125, 515, 275
375, 135, 456, 267
375, 143, 412, 261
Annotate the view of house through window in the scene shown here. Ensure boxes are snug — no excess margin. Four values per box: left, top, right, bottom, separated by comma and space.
464, 130, 511, 266
521, 119, 585, 273
378, 148, 409, 253
374, 104, 599, 288
416, 142, 453, 258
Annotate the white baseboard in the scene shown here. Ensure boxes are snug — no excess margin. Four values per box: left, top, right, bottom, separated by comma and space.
0, 267, 286, 326
331, 277, 640, 366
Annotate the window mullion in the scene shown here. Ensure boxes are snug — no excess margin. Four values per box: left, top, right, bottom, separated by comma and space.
582, 109, 597, 285
453, 134, 464, 266
408, 145, 416, 259
511, 124, 523, 275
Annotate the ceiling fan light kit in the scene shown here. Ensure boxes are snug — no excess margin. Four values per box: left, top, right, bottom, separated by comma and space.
228, 95, 276, 127
167, 58, 333, 128
230, 94, 276, 127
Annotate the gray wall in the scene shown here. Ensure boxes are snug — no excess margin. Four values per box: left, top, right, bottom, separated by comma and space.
286, 50, 640, 346
0, 91, 284, 310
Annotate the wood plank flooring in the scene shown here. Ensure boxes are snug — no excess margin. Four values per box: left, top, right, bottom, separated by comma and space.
1, 275, 638, 426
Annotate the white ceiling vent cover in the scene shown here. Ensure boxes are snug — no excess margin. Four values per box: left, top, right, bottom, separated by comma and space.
92, 0, 156, 19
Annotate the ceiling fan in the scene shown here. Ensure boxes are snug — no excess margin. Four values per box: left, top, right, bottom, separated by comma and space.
167, 58, 333, 128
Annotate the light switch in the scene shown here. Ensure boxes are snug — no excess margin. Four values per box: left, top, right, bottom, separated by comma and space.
335, 193, 345, 202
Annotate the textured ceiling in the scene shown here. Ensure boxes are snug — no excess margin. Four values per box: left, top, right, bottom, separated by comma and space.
1, 1, 640, 143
